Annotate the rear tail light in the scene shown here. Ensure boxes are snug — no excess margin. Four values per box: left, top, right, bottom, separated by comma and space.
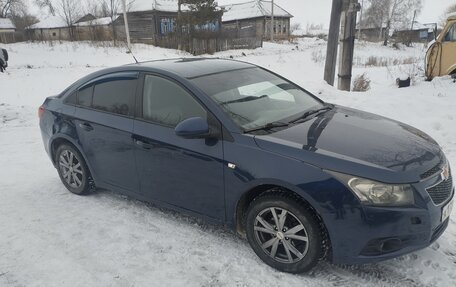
38, 106, 45, 119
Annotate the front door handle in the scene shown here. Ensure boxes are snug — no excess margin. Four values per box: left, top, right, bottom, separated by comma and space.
79, 122, 93, 132
134, 139, 155, 150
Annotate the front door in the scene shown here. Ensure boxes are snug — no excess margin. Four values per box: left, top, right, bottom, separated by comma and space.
133, 74, 225, 220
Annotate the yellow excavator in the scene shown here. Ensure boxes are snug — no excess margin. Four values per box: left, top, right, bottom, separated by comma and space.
426, 13, 456, 80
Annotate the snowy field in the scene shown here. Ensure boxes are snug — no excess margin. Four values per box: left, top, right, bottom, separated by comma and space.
0, 39, 455, 287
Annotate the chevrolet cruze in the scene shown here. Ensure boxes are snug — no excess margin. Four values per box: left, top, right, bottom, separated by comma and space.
39, 59, 454, 273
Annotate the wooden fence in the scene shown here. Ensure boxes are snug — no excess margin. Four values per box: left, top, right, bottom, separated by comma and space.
0, 32, 24, 43
154, 35, 263, 55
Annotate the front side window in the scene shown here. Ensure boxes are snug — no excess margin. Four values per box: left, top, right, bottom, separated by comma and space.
92, 78, 137, 116
191, 67, 323, 131
142, 75, 207, 127
445, 23, 456, 42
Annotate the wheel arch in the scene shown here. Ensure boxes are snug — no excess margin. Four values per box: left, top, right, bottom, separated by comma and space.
49, 134, 96, 183
234, 183, 331, 259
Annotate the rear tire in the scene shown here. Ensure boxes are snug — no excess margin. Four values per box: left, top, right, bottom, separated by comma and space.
55, 144, 91, 195
245, 193, 323, 273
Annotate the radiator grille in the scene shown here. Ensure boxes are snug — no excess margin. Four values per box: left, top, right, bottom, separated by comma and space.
426, 174, 453, 205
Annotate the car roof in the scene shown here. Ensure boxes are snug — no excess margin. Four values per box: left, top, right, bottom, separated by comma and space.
132, 58, 256, 79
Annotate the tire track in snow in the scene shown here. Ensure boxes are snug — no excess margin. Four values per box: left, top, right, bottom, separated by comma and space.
310, 258, 432, 287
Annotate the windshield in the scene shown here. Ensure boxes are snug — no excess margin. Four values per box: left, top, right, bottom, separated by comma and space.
191, 67, 323, 131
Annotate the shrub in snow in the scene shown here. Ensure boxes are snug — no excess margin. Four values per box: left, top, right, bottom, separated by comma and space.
352, 73, 371, 92
311, 50, 325, 63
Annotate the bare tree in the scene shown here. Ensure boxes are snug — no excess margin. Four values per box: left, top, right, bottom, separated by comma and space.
444, 4, 456, 14
100, 0, 134, 45
364, 0, 422, 45
0, 0, 25, 17
55, 0, 82, 41
440, 4, 456, 26
34, 0, 56, 16
100, 0, 122, 44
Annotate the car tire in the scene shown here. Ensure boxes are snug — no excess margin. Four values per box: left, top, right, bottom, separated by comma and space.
245, 192, 323, 273
55, 144, 92, 195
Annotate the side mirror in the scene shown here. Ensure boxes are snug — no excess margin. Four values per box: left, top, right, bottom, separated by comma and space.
175, 117, 210, 139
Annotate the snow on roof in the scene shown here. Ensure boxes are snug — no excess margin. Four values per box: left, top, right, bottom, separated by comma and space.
75, 16, 119, 27
221, 0, 293, 22
411, 22, 435, 32
28, 16, 67, 29
0, 18, 16, 30
129, 0, 184, 13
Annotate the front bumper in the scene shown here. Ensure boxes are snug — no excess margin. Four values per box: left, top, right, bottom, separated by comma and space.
327, 175, 454, 265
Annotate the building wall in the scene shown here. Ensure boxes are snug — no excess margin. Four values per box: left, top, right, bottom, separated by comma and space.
222, 17, 290, 40
393, 29, 434, 43
29, 27, 72, 41
115, 11, 179, 44
265, 17, 290, 39
0, 29, 15, 33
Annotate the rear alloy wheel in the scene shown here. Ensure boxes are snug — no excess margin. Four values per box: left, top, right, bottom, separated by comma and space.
56, 144, 91, 195
246, 193, 323, 273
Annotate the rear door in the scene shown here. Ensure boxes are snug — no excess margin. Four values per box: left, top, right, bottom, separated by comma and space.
133, 74, 225, 220
73, 72, 140, 193
441, 22, 456, 75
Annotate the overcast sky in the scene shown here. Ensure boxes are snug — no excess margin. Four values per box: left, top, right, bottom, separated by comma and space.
218, 0, 456, 28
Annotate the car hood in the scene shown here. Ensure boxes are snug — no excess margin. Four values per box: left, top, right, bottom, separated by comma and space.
254, 106, 444, 183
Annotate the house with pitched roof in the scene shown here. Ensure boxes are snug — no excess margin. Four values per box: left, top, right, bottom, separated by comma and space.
113, 0, 184, 44
26, 16, 70, 41
221, 0, 293, 39
27, 14, 119, 42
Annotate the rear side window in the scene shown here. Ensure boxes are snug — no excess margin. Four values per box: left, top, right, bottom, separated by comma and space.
142, 75, 207, 127
68, 72, 138, 116
92, 78, 137, 116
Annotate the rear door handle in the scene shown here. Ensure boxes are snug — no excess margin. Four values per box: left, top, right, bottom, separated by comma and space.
79, 122, 94, 132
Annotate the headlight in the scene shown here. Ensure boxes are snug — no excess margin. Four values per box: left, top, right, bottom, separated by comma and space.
328, 171, 415, 206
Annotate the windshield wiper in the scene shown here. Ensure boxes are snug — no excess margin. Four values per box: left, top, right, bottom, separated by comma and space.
244, 121, 290, 134
221, 95, 268, 105
289, 105, 334, 124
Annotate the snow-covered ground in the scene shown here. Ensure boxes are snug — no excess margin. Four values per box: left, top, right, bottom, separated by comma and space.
0, 39, 455, 287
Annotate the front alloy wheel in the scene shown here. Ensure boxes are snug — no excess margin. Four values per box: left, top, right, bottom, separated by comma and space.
254, 207, 310, 264
246, 193, 323, 273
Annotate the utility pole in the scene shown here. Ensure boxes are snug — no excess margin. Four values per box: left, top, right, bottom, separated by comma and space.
122, 0, 131, 49
338, 0, 361, 91
324, 0, 343, 86
271, 0, 274, 41
357, 0, 364, 41
407, 10, 417, 46
410, 10, 417, 31
178, 0, 182, 50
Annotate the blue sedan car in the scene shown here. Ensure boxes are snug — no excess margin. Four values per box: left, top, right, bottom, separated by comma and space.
39, 59, 454, 273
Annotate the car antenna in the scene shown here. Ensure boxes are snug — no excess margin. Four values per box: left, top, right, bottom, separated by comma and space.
125, 42, 139, 64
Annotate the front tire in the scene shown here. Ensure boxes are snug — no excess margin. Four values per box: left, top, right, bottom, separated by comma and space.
245, 193, 323, 273
55, 144, 91, 195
